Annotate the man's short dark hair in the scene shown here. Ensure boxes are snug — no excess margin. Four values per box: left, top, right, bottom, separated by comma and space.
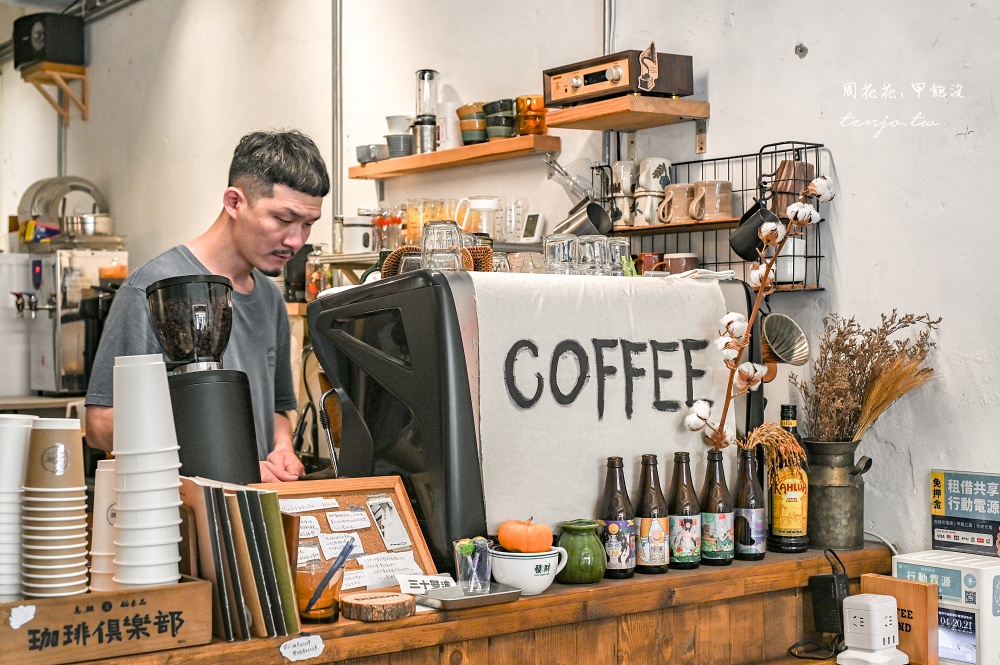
228, 129, 330, 202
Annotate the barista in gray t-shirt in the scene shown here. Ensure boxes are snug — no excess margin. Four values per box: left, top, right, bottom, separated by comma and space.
85, 130, 331, 483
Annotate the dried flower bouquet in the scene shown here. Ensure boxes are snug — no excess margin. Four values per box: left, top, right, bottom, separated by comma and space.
790, 311, 940, 442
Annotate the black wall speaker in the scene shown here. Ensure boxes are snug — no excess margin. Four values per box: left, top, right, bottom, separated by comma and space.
13, 13, 84, 70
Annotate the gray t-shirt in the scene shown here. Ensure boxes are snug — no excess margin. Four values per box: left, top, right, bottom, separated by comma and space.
85, 245, 297, 460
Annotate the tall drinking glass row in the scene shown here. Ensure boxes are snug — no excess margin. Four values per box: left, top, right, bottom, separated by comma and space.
544, 234, 634, 276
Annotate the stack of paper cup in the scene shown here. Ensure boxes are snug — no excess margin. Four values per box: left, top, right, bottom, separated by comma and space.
0, 415, 35, 602
112, 354, 182, 588
89, 459, 118, 592
21, 418, 89, 598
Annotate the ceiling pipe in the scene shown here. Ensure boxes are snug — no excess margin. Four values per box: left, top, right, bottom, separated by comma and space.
331, 0, 343, 219
602, 0, 615, 168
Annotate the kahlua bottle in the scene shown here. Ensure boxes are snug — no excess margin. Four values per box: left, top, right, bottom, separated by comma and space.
734, 447, 766, 561
598, 456, 636, 579
666, 451, 701, 570
699, 450, 734, 566
634, 454, 669, 574
767, 404, 809, 553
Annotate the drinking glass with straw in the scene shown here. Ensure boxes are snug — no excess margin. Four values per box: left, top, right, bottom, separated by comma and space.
453, 536, 491, 594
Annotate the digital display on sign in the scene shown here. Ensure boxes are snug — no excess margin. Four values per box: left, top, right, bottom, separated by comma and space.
939, 607, 976, 664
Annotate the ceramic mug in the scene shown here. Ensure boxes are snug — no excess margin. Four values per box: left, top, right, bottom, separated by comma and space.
612, 161, 638, 196
633, 188, 664, 226
611, 195, 634, 226
634, 252, 664, 275
657, 184, 696, 224
688, 180, 734, 221
638, 157, 671, 192
490, 546, 568, 596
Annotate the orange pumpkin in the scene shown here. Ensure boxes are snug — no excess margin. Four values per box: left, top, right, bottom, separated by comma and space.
497, 517, 553, 553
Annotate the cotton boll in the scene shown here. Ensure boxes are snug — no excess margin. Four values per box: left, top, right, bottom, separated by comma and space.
691, 400, 712, 420
748, 262, 771, 288
758, 220, 787, 245
807, 175, 835, 203
721, 312, 748, 338
684, 413, 707, 432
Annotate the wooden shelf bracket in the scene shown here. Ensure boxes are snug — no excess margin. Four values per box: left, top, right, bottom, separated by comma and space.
20, 62, 89, 126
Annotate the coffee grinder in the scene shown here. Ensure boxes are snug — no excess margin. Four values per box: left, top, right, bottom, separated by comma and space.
145, 274, 261, 485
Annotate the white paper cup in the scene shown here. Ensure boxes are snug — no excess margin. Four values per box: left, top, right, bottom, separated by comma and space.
90, 556, 114, 575
91, 466, 118, 555
112, 447, 181, 474
114, 485, 182, 510
112, 539, 180, 564
113, 522, 182, 546
0, 502, 22, 514
113, 355, 179, 454
114, 467, 182, 493
0, 490, 24, 504
0, 417, 34, 492
0, 512, 20, 525
114, 504, 181, 528
113, 558, 180, 584
89, 571, 118, 592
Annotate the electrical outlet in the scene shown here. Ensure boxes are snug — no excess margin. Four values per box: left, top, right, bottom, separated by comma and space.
837, 594, 908, 665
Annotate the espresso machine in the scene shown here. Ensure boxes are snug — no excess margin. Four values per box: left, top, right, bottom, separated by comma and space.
145, 274, 261, 485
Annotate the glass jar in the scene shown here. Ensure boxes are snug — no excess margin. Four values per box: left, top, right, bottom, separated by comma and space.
305, 244, 328, 302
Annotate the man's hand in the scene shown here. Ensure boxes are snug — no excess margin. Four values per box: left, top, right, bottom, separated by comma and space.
260, 446, 304, 483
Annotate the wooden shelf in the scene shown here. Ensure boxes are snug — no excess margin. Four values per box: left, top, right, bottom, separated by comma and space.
547, 95, 709, 132
20, 61, 88, 126
78, 544, 890, 665
612, 217, 740, 236
348, 135, 561, 180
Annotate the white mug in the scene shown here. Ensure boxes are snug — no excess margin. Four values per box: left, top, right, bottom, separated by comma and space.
638, 157, 671, 192
612, 161, 638, 196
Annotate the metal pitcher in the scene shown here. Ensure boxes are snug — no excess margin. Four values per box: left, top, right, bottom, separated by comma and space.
802, 440, 872, 551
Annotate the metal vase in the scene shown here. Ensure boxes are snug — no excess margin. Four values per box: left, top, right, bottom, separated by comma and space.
802, 439, 872, 551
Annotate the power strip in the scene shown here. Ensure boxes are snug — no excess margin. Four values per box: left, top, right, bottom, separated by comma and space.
809, 572, 850, 633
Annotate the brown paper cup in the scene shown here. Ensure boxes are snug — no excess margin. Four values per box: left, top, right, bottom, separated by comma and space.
23, 420, 85, 491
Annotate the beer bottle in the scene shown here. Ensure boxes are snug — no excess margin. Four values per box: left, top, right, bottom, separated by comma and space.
666, 452, 701, 570
634, 454, 669, 574
734, 447, 766, 561
699, 450, 734, 566
767, 404, 809, 553
598, 456, 635, 579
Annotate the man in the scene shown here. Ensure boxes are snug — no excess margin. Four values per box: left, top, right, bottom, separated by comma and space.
85, 129, 330, 483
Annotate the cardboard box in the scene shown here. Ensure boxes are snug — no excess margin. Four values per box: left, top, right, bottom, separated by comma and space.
930, 469, 1000, 556
0, 577, 212, 665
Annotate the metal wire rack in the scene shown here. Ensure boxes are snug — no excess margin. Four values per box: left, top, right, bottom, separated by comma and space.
608, 141, 826, 292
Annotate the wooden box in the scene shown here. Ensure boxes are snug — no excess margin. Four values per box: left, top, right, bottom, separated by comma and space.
0, 576, 212, 665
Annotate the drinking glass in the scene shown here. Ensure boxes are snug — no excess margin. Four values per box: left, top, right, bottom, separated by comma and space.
405, 198, 431, 243
398, 252, 422, 273
492, 252, 511, 272
420, 220, 465, 271
508, 252, 545, 274
576, 235, 609, 276
543, 233, 578, 275
606, 238, 634, 276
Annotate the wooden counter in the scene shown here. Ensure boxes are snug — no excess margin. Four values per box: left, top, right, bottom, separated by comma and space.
87, 543, 890, 665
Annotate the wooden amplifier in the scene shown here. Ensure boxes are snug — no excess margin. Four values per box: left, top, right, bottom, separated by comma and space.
543, 47, 694, 108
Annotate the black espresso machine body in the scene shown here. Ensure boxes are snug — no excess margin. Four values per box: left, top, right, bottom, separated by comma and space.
308, 271, 484, 572
308, 271, 764, 573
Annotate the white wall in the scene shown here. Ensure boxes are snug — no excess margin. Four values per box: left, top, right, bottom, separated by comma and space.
341, 0, 1000, 554
1, 0, 334, 264
1, 0, 996, 554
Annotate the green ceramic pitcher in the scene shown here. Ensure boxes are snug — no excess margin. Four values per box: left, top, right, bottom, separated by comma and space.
556, 519, 606, 584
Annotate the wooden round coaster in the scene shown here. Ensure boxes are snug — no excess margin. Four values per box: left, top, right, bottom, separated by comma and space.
340, 591, 416, 621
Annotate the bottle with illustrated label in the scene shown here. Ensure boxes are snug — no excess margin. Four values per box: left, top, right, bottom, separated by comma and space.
768, 404, 809, 553
598, 456, 636, 579
734, 447, 766, 561
634, 454, 669, 574
699, 450, 734, 566
666, 451, 701, 570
